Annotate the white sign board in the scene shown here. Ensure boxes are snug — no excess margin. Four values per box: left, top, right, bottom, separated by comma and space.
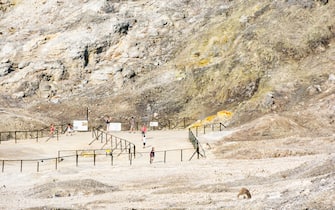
108, 122, 122, 131
149, 121, 159, 127
73, 120, 88, 131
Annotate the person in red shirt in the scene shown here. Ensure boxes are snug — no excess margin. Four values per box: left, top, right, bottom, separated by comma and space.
49, 124, 55, 137
141, 124, 147, 137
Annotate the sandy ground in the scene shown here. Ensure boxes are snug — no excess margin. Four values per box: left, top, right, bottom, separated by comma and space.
0, 129, 334, 210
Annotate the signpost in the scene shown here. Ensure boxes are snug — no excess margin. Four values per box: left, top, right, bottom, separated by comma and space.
149, 121, 158, 130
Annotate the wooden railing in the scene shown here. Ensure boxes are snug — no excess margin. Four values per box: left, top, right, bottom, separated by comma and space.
0, 128, 59, 143
191, 122, 226, 137
91, 128, 136, 157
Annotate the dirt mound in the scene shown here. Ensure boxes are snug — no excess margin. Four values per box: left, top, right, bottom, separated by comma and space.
27, 179, 118, 199
223, 114, 308, 141
212, 135, 334, 159
276, 154, 335, 179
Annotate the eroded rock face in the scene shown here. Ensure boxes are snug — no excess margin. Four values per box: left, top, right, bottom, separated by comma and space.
0, 0, 334, 136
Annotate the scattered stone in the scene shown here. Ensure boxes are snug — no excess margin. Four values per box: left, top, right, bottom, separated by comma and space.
237, 187, 251, 199
0, 62, 12, 77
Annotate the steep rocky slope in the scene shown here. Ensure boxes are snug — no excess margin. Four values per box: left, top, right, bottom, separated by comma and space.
0, 0, 334, 140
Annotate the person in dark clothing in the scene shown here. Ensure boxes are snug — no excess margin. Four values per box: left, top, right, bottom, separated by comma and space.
150, 147, 155, 164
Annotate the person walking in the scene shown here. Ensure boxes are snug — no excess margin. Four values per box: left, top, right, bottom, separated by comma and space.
129, 116, 135, 133
150, 147, 155, 164
104, 116, 111, 132
49, 124, 55, 138
142, 134, 146, 148
141, 124, 147, 137
65, 123, 74, 136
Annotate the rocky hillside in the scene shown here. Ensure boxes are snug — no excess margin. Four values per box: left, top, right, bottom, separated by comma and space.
0, 0, 334, 139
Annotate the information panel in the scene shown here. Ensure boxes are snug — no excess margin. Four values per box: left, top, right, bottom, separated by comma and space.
108, 122, 122, 131
149, 121, 159, 127
73, 120, 88, 131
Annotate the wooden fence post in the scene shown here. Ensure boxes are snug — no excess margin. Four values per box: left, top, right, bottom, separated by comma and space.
181, 149, 183, 162
110, 153, 113, 166
76, 152, 79, 167
93, 150, 96, 166
197, 144, 200, 159
129, 150, 132, 166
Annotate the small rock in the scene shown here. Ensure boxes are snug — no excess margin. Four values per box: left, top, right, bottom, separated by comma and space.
237, 187, 251, 199
12, 91, 25, 99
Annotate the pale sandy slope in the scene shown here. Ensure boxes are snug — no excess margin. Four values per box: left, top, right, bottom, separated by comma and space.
0, 129, 334, 210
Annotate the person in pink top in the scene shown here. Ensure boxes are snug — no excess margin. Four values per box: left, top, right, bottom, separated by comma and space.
141, 124, 147, 137
49, 124, 56, 138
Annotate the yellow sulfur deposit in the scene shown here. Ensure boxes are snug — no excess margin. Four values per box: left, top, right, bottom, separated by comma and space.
217, 110, 232, 117
189, 110, 232, 128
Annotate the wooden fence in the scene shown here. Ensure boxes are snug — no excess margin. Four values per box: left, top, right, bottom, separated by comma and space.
0, 127, 61, 143
0, 148, 196, 173
0, 123, 227, 173
191, 122, 226, 137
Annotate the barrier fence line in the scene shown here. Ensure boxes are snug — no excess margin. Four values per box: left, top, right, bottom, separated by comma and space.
0, 122, 229, 173
188, 129, 206, 159
0, 121, 224, 144
0, 148, 195, 173
0, 156, 64, 173
90, 128, 136, 158
0, 128, 60, 144
187, 122, 226, 159
192, 122, 226, 137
